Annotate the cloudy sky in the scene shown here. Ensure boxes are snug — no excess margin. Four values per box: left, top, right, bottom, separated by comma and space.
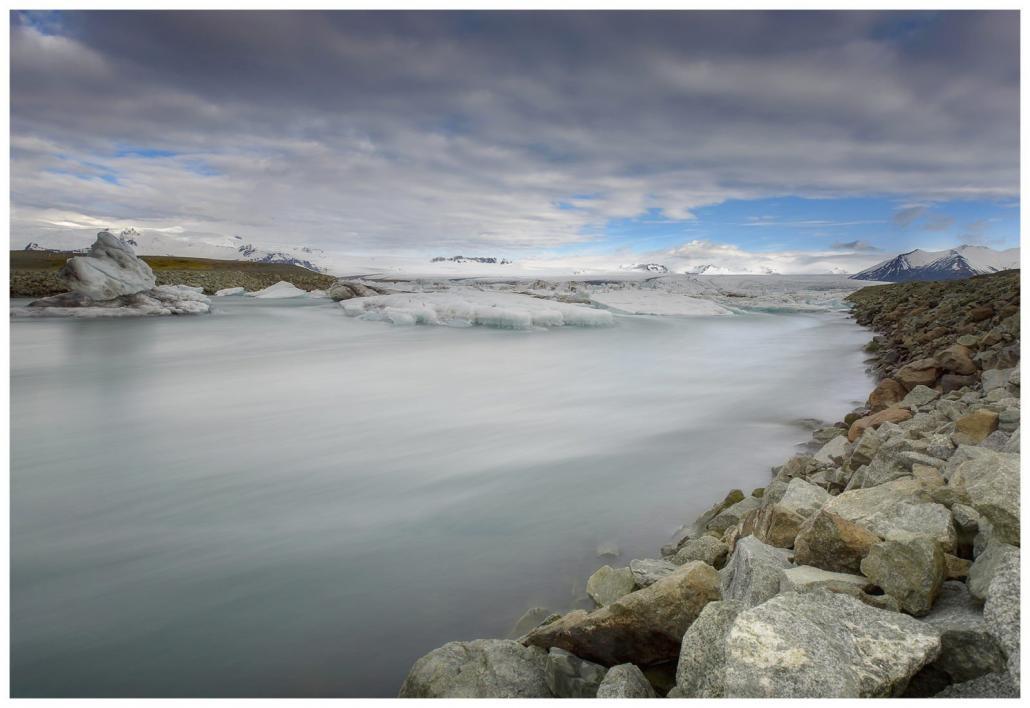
10, 10, 1020, 272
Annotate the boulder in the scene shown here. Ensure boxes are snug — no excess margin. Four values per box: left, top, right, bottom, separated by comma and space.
940, 373, 977, 393
399, 639, 552, 697
674, 600, 744, 698
629, 558, 677, 588
983, 555, 1020, 687
683, 489, 745, 538
981, 367, 1015, 393
846, 427, 883, 469
937, 344, 977, 375
820, 478, 956, 553
779, 565, 872, 594
544, 648, 607, 698
722, 590, 941, 697
901, 385, 941, 408
916, 581, 1007, 685
867, 378, 906, 411
949, 449, 1020, 545
595, 663, 656, 698
57, 231, 157, 300
968, 542, 1019, 601
934, 672, 1019, 698
523, 561, 721, 667
860, 536, 945, 616
720, 536, 793, 608
793, 510, 882, 574
750, 503, 805, 548
895, 358, 941, 391
952, 409, 999, 445
327, 280, 389, 301
586, 565, 636, 606
812, 435, 849, 465
671, 536, 729, 569
847, 407, 913, 442
945, 554, 971, 580
706, 495, 762, 535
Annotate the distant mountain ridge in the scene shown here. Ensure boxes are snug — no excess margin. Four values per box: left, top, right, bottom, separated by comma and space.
851, 245, 1020, 282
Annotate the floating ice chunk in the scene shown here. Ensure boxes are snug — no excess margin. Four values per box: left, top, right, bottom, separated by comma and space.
57, 231, 156, 299
305, 289, 329, 298
590, 291, 734, 316
341, 290, 614, 329
247, 281, 308, 299
215, 287, 246, 297
13, 284, 210, 318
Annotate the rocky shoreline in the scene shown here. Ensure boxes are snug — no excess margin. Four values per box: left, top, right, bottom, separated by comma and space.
398, 270, 1020, 699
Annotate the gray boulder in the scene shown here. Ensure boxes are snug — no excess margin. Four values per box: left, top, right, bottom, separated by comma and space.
544, 647, 607, 698
860, 536, 945, 616
934, 672, 1019, 698
916, 581, 1006, 685
596, 664, 656, 698
779, 565, 872, 594
586, 565, 636, 606
674, 600, 745, 698
902, 385, 941, 408
949, 449, 1020, 546
672, 536, 729, 569
399, 639, 552, 697
721, 536, 793, 608
722, 590, 941, 697
983, 555, 1020, 688
968, 542, 1019, 601
794, 509, 882, 574
508, 607, 560, 639
629, 558, 677, 588
707, 495, 762, 535
813, 435, 849, 465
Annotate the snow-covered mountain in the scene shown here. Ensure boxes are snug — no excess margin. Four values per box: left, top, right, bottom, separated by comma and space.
20, 229, 330, 273
620, 263, 669, 273
430, 256, 512, 265
683, 264, 779, 275
851, 245, 1020, 282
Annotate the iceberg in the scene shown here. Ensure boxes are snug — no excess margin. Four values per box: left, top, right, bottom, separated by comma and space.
57, 230, 157, 299
215, 286, 247, 297
247, 281, 308, 299
340, 290, 614, 329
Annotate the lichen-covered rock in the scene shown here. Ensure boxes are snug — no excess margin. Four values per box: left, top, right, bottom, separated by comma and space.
722, 590, 941, 697
399, 639, 552, 697
674, 600, 744, 698
721, 536, 793, 608
586, 565, 636, 606
860, 536, 945, 616
595, 663, 656, 698
793, 509, 882, 574
672, 536, 729, 569
523, 561, 720, 667
916, 581, 1007, 686
544, 647, 607, 698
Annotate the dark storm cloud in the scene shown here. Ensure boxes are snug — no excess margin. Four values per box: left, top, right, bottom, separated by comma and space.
10, 10, 1020, 253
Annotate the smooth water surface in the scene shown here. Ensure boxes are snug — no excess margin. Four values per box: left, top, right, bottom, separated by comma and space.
11, 298, 872, 696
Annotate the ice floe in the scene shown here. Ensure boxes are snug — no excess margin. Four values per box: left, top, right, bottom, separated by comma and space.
340, 290, 614, 329
590, 291, 734, 316
215, 286, 247, 297
14, 285, 211, 318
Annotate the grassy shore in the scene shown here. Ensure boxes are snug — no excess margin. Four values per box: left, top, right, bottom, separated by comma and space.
10, 251, 337, 297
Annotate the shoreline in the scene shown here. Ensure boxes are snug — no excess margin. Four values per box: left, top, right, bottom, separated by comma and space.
398, 270, 1020, 699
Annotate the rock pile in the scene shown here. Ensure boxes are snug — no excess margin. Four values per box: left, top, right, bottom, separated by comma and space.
398, 270, 1019, 698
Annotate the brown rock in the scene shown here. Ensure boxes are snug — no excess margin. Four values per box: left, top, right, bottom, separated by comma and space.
794, 510, 882, 574
847, 406, 913, 442
968, 306, 994, 323
895, 358, 940, 391
523, 561, 720, 666
751, 504, 806, 549
940, 373, 977, 393
866, 378, 906, 412
952, 410, 999, 445
944, 554, 971, 580
936, 344, 977, 375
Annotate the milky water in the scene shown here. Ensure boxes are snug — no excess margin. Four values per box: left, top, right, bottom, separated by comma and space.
10, 297, 872, 697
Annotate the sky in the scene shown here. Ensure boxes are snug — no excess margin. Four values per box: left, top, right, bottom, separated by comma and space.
9, 10, 1021, 273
